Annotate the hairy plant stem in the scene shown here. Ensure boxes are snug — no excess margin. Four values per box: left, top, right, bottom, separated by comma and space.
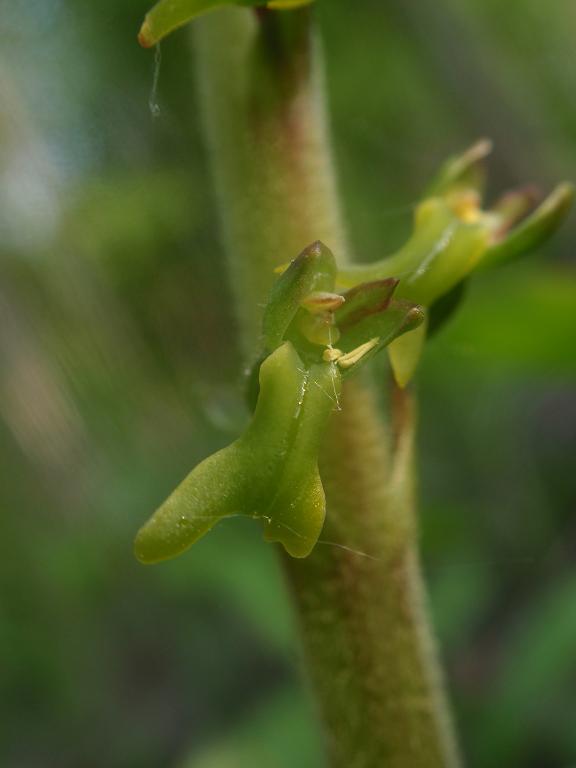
195, 8, 460, 766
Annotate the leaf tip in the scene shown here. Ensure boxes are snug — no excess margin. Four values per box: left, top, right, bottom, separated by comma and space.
138, 19, 155, 48
133, 526, 159, 565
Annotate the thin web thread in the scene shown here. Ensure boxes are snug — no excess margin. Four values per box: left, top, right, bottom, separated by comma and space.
149, 44, 162, 119
168, 511, 541, 568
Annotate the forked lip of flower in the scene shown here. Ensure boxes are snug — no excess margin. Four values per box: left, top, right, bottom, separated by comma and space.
134, 343, 339, 563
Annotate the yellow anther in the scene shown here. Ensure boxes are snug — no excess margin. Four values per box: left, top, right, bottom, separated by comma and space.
337, 338, 380, 369
449, 190, 482, 224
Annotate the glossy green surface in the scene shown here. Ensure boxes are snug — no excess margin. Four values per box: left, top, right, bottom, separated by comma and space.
135, 342, 339, 560
263, 241, 337, 353
135, 234, 426, 561
138, 0, 314, 47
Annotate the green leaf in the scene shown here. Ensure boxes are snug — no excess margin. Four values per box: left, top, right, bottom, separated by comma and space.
134, 342, 339, 562
139, 0, 228, 46
138, 0, 314, 47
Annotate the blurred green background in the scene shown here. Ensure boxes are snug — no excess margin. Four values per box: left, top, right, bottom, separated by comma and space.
1, 1, 576, 766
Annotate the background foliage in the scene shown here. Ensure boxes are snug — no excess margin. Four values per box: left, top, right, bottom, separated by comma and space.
1, 1, 575, 766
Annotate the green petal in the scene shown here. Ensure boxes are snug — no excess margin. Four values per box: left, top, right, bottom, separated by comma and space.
335, 278, 398, 331
426, 138, 492, 197
482, 182, 574, 268
337, 199, 456, 289
334, 291, 425, 376
388, 320, 428, 388
395, 210, 488, 306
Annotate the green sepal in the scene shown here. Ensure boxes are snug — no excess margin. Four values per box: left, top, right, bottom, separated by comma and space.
337, 304, 425, 377
333, 199, 482, 384
395, 202, 489, 306
262, 240, 337, 352
426, 139, 492, 198
490, 186, 540, 234
332, 281, 425, 376
335, 278, 398, 332
138, 0, 314, 47
481, 182, 575, 268
134, 342, 339, 562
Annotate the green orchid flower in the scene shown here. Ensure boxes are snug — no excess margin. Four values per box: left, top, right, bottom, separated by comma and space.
135, 142, 572, 564
337, 141, 574, 385
135, 241, 423, 563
